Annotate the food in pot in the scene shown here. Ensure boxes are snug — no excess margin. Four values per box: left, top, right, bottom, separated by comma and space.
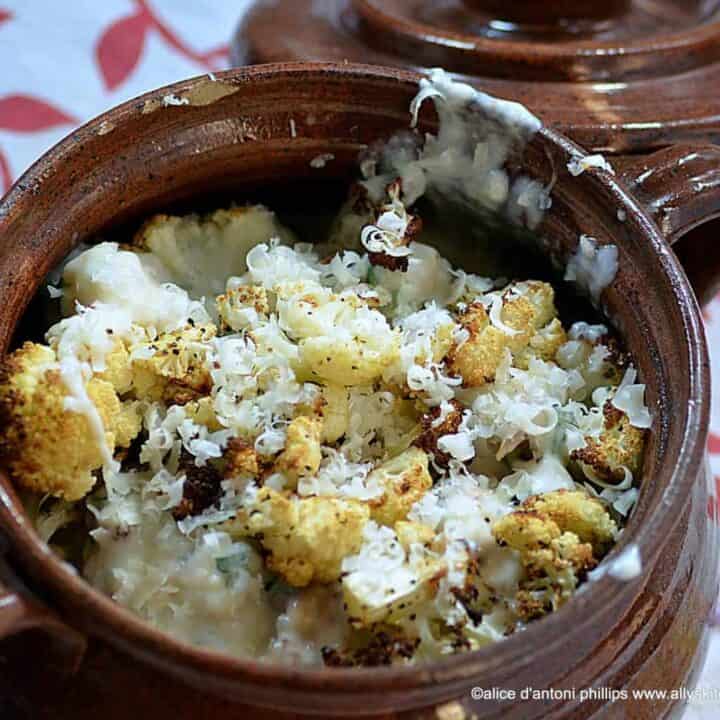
0, 72, 650, 667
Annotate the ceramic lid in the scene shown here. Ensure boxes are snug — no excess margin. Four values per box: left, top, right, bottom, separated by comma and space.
233, 0, 720, 153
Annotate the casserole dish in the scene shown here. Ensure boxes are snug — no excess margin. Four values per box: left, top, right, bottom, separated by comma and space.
0, 63, 718, 719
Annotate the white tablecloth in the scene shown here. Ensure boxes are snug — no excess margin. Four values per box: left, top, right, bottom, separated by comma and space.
0, 1, 717, 716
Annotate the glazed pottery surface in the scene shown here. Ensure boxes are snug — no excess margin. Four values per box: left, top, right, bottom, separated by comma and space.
235, 0, 720, 153
0, 63, 718, 719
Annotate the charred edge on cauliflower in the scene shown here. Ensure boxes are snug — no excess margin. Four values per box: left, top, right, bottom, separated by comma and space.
571, 401, 647, 483
366, 214, 423, 273
222, 436, 265, 480
131, 324, 215, 406
492, 490, 617, 621
322, 631, 420, 667
414, 399, 464, 472
172, 448, 224, 520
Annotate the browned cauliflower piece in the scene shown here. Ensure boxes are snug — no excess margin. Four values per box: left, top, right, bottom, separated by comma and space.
224, 487, 369, 587
414, 399, 464, 469
131, 323, 215, 404
274, 416, 323, 489
447, 281, 561, 387
366, 447, 433, 526
114, 401, 143, 448
572, 402, 647, 484
520, 490, 618, 554
555, 333, 627, 401
278, 281, 400, 386
0, 342, 141, 501
171, 448, 223, 521
216, 285, 269, 332
515, 533, 597, 621
493, 489, 616, 621
514, 318, 567, 370
517, 280, 557, 329
222, 437, 262, 479
445, 303, 506, 387
133, 205, 296, 299
341, 523, 445, 628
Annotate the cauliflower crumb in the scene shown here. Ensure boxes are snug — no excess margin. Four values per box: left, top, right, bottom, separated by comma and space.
310, 153, 335, 169
567, 153, 615, 177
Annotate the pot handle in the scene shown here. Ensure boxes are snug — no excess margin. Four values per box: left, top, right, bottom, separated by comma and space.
616, 144, 720, 306
0, 552, 86, 673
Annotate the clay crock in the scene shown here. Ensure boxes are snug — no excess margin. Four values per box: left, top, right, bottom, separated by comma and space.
0, 63, 718, 719
235, 0, 720, 154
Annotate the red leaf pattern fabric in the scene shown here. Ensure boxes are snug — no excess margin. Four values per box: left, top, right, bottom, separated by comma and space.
0, 10, 11, 25
0, 94, 76, 132
710, 432, 720, 455
95, 9, 151, 91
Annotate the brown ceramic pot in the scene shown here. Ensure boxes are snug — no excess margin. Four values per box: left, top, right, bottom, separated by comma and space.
0, 63, 718, 719
235, 1, 720, 153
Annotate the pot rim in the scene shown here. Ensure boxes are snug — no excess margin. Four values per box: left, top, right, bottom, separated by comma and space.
352, 1, 720, 61
0, 62, 711, 696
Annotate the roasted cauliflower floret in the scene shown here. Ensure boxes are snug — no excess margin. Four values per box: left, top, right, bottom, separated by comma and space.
493, 489, 616, 620
319, 384, 349, 443
131, 323, 215, 404
521, 490, 618, 554
514, 318, 567, 370
0, 342, 141, 501
216, 285, 269, 332
276, 281, 400, 386
298, 337, 399, 387
341, 522, 444, 628
225, 487, 369, 587
274, 416, 323, 488
445, 303, 505, 387
556, 332, 626, 401
515, 280, 557, 329
133, 206, 295, 300
366, 447, 433, 526
495, 490, 617, 554
572, 402, 646, 484
513, 532, 596, 621
447, 282, 560, 387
